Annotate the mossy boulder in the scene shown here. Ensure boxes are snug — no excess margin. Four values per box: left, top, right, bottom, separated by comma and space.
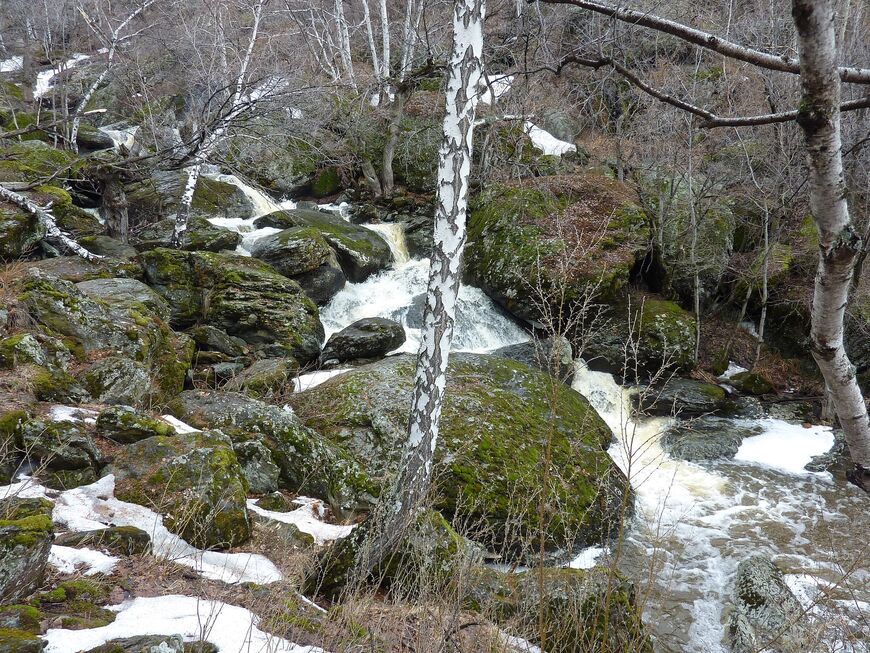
0, 335, 46, 369
223, 357, 297, 398
95, 406, 174, 443
249, 226, 334, 277
80, 357, 152, 406
289, 353, 629, 563
0, 628, 43, 653
105, 429, 251, 549
254, 209, 391, 283
169, 390, 376, 517
133, 216, 241, 253
310, 167, 341, 198
0, 201, 42, 261
465, 174, 648, 325
83, 635, 209, 653
0, 142, 78, 184
0, 497, 53, 602
140, 248, 323, 364
17, 418, 102, 474
27, 255, 142, 284
32, 186, 101, 239
186, 325, 246, 357
125, 171, 252, 227
462, 566, 651, 653
76, 278, 170, 321
33, 578, 115, 631
729, 371, 773, 395
54, 526, 151, 556
232, 439, 280, 494
585, 296, 697, 377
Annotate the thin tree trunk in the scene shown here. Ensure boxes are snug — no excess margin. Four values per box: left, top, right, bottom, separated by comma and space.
334, 0, 356, 87
362, 0, 381, 84
172, 163, 201, 248
378, 0, 390, 79
754, 203, 770, 368
375, 0, 485, 553
0, 185, 100, 260
793, 0, 870, 485
381, 88, 408, 195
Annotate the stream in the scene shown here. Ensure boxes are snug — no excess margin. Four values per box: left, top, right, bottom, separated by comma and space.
209, 171, 869, 653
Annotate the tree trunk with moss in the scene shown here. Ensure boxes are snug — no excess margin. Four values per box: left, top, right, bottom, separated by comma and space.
793, 0, 870, 487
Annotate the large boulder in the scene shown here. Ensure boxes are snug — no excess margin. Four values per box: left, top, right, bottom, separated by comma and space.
26, 255, 142, 284
105, 429, 251, 549
321, 317, 406, 362
133, 216, 241, 253
463, 567, 651, 653
95, 406, 175, 443
168, 390, 376, 516
0, 200, 42, 261
0, 497, 53, 602
125, 170, 253, 228
662, 417, 762, 462
76, 278, 170, 321
465, 174, 647, 324
79, 357, 153, 406
140, 249, 323, 364
492, 336, 574, 383
254, 209, 391, 282
289, 353, 629, 562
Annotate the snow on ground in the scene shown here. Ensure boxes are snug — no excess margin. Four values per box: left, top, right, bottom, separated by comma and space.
49, 545, 118, 576
42, 595, 326, 653
247, 497, 355, 544
34, 53, 91, 98
52, 475, 283, 584
160, 414, 200, 433
293, 369, 351, 392
718, 362, 748, 381
733, 419, 834, 474
523, 121, 576, 156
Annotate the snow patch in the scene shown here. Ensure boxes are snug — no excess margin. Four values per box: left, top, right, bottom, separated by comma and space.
733, 419, 834, 474
247, 497, 355, 544
42, 595, 325, 653
160, 415, 200, 434
49, 405, 98, 425
34, 53, 91, 98
50, 476, 282, 585
567, 546, 604, 570
718, 362, 748, 380
293, 369, 351, 392
49, 545, 118, 576
523, 121, 575, 156
0, 56, 23, 72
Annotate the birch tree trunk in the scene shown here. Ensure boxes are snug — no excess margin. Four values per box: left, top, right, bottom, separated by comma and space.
378, 0, 390, 79
793, 0, 870, 486
371, 0, 486, 560
362, 0, 381, 85
334, 0, 356, 88
0, 185, 100, 260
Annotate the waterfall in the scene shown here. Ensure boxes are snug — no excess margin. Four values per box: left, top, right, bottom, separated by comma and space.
362, 222, 410, 265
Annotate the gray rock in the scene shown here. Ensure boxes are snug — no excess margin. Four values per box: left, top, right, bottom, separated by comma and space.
77, 278, 171, 321
187, 325, 246, 357
223, 358, 296, 397
0, 334, 47, 369
251, 513, 314, 548
81, 357, 153, 406
254, 491, 294, 512
84, 635, 217, 653
134, 216, 241, 253
492, 336, 572, 383
54, 526, 151, 555
662, 417, 762, 462
19, 419, 102, 471
169, 390, 375, 517
291, 254, 346, 305
727, 556, 807, 653
249, 226, 334, 277
636, 379, 729, 417
78, 235, 139, 258
233, 439, 280, 494
211, 362, 245, 382
0, 497, 53, 603
322, 317, 406, 363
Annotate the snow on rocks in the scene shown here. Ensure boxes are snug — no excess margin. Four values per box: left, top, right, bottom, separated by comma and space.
49, 545, 118, 576
0, 56, 23, 72
160, 414, 200, 434
49, 404, 98, 425
523, 121, 576, 156
42, 594, 326, 653
34, 53, 92, 98
733, 419, 835, 474
293, 369, 351, 392
247, 496, 355, 544
51, 475, 283, 584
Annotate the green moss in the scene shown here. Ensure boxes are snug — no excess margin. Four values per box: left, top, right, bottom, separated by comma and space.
30, 365, 82, 402
0, 627, 44, 653
0, 410, 28, 439
0, 143, 78, 183
310, 167, 341, 198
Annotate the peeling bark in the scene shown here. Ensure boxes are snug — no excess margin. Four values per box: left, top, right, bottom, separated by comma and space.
793, 0, 870, 483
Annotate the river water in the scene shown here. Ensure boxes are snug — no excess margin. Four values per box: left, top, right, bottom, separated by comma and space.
210, 176, 869, 653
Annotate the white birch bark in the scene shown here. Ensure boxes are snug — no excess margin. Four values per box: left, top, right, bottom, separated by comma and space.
792, 0, 870, 482
378, 0, 390, 79
362, 0, 381, 83
0, 185, 100, 260
378, 0, 486, 551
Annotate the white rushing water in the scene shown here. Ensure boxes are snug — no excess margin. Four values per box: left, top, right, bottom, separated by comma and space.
571, 361, 870, 653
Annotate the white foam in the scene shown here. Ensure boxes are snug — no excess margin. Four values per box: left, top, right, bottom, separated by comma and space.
733, 420, 834, 473
567, 546, 604, 569
0, 56, 23, 72
247, 497, 355, 544
361, 222, 410, 265
319, 258, 528, 354
42, 594, 325, 653
49, 545, 118, 576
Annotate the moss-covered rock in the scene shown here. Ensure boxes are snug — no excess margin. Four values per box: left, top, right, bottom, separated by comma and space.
0, 627, 44, 653
80, 357, 152, 406
0, 335, 46, 369
290, 353, 629, 563
0, 142, 78, 184
0, 201, 42, 261
466, 174, 648, 325
232, 439, 280, 494
17, 418, 102, 473
33, 578, 115, 631
169, 390, 375, 517
0, 603, 41, 634
662, 417, 762, 462
95, 406, 174, 443
133, 216, 241, 253
636, 378, 729, 417
27, 255, 142, 284
105, 429, 251, 549
223, 357, 297, 398
0, 497, 53, 602
76, 278, 170, 321
729, 371, 773, 395
321, 317, 405, 363
310, 167, 341, 198
462, 566, 651, 653
33, 186, 101, 239
140, 249, 323, 364
54, 526, 151, 556
249, 226, 334, 277
254, 209, 391, 283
